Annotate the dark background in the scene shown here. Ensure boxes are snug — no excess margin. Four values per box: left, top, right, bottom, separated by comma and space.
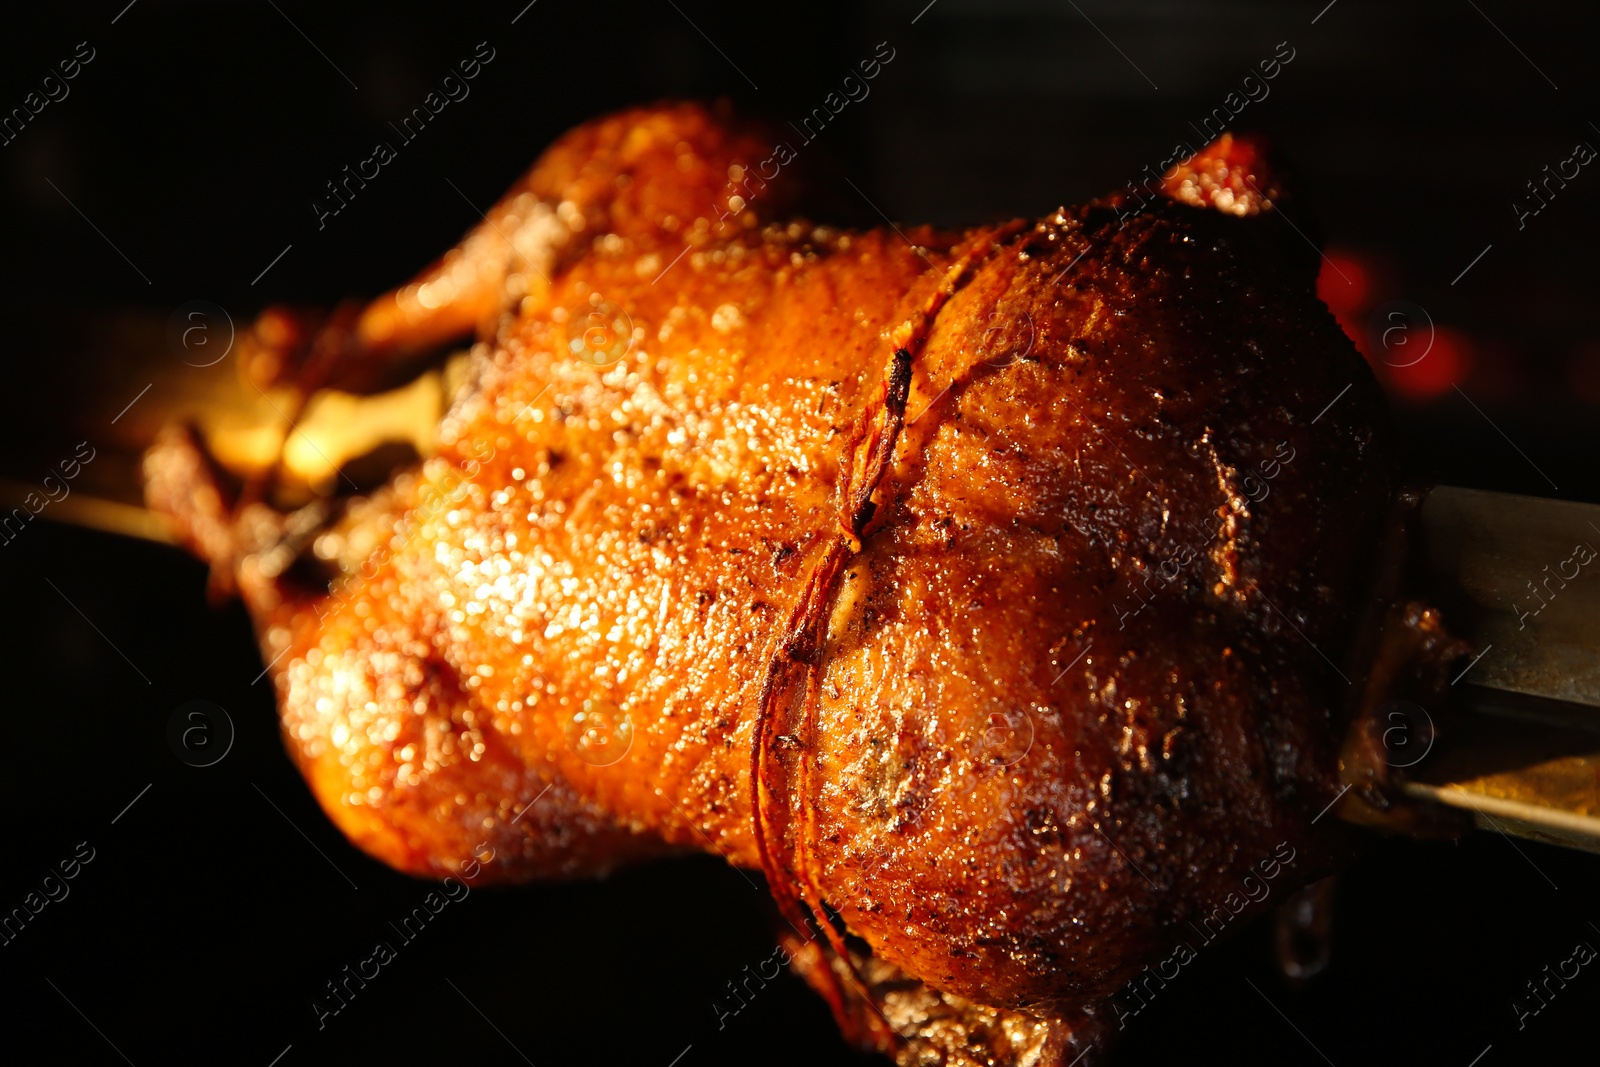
2, 1, 1598, 1064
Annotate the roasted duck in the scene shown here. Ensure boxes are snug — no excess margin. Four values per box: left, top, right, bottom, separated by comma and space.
145, 102, 1405, 1064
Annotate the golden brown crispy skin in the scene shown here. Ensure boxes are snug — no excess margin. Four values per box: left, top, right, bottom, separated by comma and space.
146, 105, 1394, 1064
